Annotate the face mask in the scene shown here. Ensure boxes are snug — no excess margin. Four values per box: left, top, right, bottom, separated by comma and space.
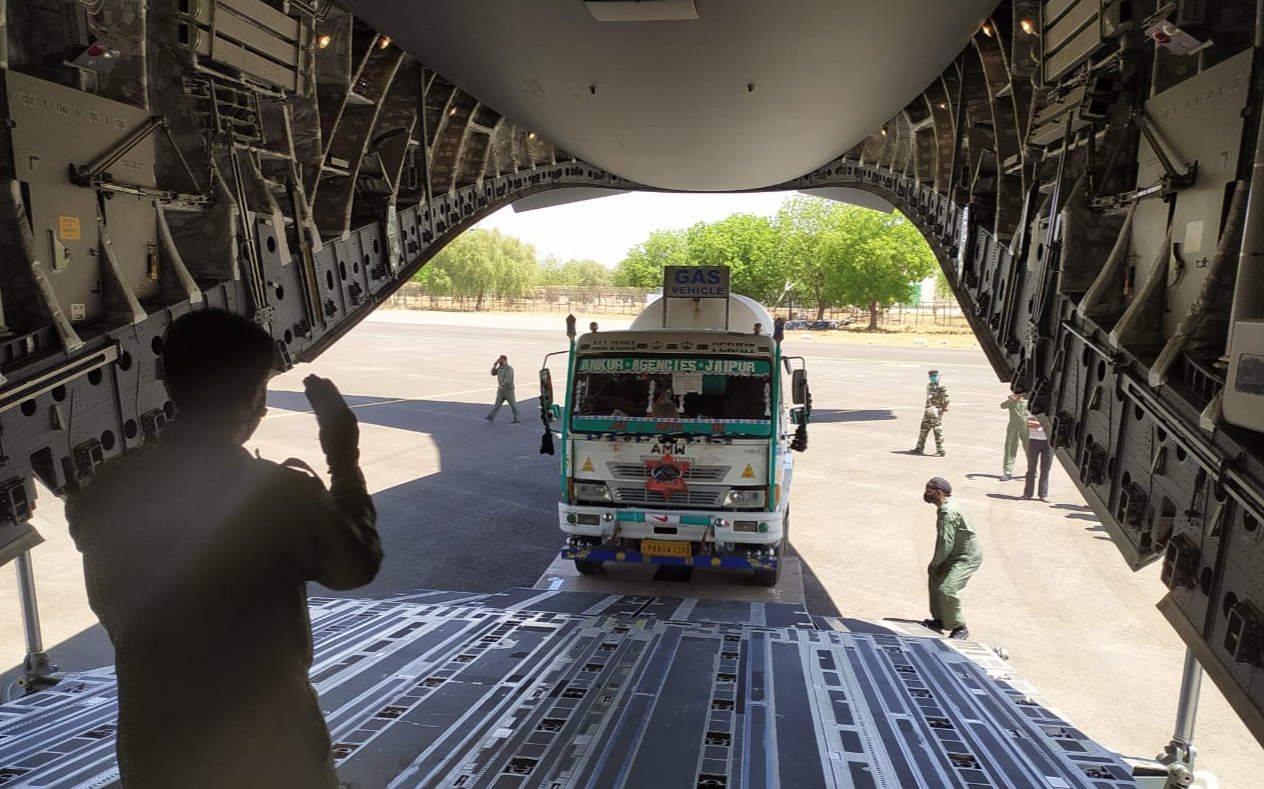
929, 377, 938, 384
923, 491, 937, 504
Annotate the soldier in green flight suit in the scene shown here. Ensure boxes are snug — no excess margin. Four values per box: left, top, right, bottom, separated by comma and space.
921, 477, 982, 640
913, 369, 950, 456
1000, 383, 1028, 481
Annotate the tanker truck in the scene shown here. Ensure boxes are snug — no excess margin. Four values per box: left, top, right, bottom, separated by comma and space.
538, 266, 811, 586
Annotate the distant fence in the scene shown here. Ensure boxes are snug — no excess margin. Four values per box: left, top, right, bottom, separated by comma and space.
384, 284, 968, 328
783, 302, 967, 329
385, 284, 654, 315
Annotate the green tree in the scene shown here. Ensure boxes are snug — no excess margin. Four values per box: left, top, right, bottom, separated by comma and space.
414, 228, 537, 309
933, 267, 954, 301
495, 232, 538, 299
775, 195, 845, 318
682, 214, 783, 304
571, 259, 614, 287
824, 209, 937, 330
536, 255, 567, 286
614, 218, 782, 302
614, 228, 689, 287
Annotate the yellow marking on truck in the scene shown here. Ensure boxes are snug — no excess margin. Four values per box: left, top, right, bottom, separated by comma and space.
742, 463, 756, 478
581, 457, 594, 472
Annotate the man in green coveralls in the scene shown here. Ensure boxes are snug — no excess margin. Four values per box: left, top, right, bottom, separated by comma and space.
1000, 383, 1028, 481
486, 354, 521, 423
921, 477, 982, 640
912, 369, 950, 456
67, 310, 381, 789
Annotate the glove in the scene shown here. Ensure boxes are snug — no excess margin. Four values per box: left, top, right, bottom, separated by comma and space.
304, 374, 359, 468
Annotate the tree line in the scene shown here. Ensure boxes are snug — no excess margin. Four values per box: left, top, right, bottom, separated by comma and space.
411, 229, 614, 310
413, 196, 940, 329
613, 196, 937, 329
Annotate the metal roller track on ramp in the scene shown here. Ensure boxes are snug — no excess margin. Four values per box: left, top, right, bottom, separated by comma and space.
0, 590, 1143, 789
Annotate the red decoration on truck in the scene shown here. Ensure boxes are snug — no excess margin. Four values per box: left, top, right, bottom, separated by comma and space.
645, 453, 690, 500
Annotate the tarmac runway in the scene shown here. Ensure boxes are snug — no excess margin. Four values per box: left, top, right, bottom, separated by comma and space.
1, 310, 1259, 787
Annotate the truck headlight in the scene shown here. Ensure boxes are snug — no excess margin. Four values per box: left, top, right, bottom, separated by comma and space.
723, 488, 766, 508
574, 481, 612, 502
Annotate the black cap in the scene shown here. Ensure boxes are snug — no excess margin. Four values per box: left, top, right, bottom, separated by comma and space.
926, 477, 952, 495
928, 369, 939, 376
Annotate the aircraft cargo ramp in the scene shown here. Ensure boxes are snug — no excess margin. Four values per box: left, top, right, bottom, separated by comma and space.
0, 589, 1148, 789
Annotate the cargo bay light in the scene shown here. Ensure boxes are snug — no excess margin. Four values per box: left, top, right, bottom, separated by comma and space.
539, 266, 810, 587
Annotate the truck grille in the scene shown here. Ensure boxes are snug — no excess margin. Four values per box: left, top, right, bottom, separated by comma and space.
607, 463, 730, 482
613, 487, 724, 508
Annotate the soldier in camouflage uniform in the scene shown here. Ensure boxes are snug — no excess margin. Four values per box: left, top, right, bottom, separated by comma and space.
913, 369, 950, 456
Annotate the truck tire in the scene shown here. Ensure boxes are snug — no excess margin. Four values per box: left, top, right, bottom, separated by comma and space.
574, 559, 604, 575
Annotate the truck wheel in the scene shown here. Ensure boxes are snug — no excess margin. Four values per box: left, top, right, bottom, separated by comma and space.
753, 565, 780, 587
754, 512, 789, 587
574, 559, 604, 575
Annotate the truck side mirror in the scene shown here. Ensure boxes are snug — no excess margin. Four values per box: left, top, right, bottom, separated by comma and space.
539, 367, 557, 455
791, 369, 808, 405
540, 368, 553, 411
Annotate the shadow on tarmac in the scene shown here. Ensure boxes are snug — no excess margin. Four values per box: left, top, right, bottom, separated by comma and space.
267, 390, 559, 598
985, 492, 1029, 502
0, 621, 113, 694
6, 390, 850, 687
1051, 502, 1092, 512
809, 408, 896, 424
270, 389, 845, 615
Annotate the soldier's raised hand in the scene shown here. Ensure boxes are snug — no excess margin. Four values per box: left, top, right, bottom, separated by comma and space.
304, 374, 359, 465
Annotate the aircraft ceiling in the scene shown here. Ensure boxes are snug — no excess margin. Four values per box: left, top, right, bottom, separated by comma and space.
340, 0, 1000, 191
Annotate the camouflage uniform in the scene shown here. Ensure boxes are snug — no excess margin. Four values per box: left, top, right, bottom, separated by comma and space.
914, 373, 950, 455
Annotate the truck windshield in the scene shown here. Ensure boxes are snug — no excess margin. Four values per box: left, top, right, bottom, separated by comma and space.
571, 357, 773, 434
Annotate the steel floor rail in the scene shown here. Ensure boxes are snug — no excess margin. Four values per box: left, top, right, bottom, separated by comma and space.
0, 589, 1141, 789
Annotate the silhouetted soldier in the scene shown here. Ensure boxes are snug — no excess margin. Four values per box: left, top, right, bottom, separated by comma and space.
66, 309, 381, 789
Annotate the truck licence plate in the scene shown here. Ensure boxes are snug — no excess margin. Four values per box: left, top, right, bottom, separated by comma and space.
642, 540, 691, 558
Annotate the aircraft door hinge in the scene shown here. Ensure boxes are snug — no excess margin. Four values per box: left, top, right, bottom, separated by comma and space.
1160, 534, 1201, 590
0, 477, 34, 522
1225, 601, 1264, 669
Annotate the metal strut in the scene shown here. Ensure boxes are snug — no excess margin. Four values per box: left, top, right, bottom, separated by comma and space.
1156, 649, 1203, 788
4, 551, 61, 700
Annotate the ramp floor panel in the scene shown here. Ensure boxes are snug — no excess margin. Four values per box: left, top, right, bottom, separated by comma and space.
0, 591, 1140, 788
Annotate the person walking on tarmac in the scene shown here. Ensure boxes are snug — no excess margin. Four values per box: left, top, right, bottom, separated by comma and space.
913, 369, 950, 456
921, 477, 982, 640
66, 309, 382, 789
1000, 383, 1028, 480
486, 354, 521, 422
1022, 414, 1054, 502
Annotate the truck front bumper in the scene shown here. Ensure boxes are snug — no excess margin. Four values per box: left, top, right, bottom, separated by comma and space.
558, 503, 784, 545
561, 542, 779, 571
